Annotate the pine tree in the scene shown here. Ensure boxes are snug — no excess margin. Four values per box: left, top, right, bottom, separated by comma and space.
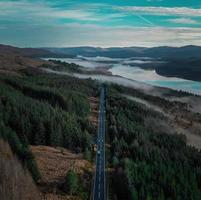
131, 188, 138, 200
112, 156, 119, 167
64, 169, 79, 195
84, 148, 91, 161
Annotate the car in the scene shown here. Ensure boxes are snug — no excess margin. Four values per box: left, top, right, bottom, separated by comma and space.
97, 150, 101, 155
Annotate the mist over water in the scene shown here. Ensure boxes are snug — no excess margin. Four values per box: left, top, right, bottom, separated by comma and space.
109, 65, 201, 95
45, 56, 201, 95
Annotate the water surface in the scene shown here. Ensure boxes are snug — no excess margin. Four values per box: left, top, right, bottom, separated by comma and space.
44, 56, 201, 95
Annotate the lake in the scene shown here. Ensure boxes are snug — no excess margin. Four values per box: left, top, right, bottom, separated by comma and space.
44, 56, 201, 95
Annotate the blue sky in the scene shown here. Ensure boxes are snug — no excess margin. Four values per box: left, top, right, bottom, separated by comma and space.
0, 0, 201, 47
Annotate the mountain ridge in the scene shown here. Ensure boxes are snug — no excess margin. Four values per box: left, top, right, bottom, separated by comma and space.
43, 45, 201, 59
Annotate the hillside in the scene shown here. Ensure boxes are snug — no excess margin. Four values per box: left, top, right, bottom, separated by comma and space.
0, 139, 40, 200
154, 58, 201, 82
106, 84, 201, 200
0, 64, 98, 199
0, 44, 70, 58
0, 44, 71, 72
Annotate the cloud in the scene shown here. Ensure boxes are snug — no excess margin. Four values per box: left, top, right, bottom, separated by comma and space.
1, 21, 201, 47
0, 1, 123, 22
168, 18, 199, 25
0, 1, 200, 47
116, 6, 201, 17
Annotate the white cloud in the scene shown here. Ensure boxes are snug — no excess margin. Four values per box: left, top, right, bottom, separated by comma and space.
0, 1, 200, 47
45, 25, 201, 47
116, 6, 201, 17
1, 22, 200, 47
168, 18, 199, 25
0, 1, 123, 22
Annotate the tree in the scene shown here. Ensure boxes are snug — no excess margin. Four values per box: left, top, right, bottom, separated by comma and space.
84, 148, 91, 161
34, 121, 45, 145
64, 169, 79, 195
112, 155, 119, 167
131, 188, 138, 200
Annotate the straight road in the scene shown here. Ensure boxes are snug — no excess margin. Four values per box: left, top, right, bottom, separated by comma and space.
93, 86, 106, 200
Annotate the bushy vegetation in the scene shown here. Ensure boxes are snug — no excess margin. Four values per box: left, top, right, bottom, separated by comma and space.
0, 71, 98, 182
106, 86, 201, 200
42, 59, 83, 73
63, 169, 79, 195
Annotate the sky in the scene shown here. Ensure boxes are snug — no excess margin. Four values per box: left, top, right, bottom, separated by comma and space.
0, 0, 201, 47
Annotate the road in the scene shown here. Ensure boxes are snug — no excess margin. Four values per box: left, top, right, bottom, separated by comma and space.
92, 86, 106, 200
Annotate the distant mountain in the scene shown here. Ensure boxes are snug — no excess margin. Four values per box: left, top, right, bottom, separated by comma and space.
44, 46, 147, 58
45, 45, 201, 59
0, 44, 70, 58
144, 45, 201, 59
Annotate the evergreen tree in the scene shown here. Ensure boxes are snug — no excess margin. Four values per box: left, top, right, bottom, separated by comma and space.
84, 148, 91, 161
64, 169, 79, 195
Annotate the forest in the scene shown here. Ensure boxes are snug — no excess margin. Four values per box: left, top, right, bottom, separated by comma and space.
106, 85, 201, 200
1, 65, 201, 200
0, 69, 98, 182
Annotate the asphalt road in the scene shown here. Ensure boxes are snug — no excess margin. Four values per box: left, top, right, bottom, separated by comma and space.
93, 86, 106, 200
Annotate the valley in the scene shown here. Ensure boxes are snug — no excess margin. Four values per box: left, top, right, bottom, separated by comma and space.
43, 55, 201, 96
1, 0, 201, 199
0, 44, 201, 200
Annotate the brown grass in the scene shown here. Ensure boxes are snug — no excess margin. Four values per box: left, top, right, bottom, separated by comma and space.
88, 97, 99, 128
31, 145, 92, 200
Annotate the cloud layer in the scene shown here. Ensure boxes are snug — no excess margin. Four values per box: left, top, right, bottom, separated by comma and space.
0, 0, 201, 47
116, 6, 201, 17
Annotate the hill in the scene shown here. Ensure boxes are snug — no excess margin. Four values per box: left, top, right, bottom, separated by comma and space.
0, 44, 70, 58
144, 45, 201, 59
154, 58, 201, 81
45, 45, 201, 59
0, 44, 66, 72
